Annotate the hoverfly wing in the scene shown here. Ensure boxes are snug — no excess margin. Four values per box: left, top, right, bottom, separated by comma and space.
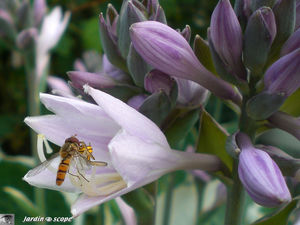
26, 153, 60, 177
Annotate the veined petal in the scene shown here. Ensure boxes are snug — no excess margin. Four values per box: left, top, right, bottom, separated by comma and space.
84, 85, 169, 147
24, 116, 112, 161
109, 130, 222, 187
23, 156, 81, 193
71, 184, 139, 217
130, 21, 242, 104
68, 71, 116, 90
47, 76, 75, 97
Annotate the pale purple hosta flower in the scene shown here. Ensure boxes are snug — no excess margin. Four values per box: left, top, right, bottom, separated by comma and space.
23, 86, 222, 217
102, 54, 128, 82
47, 76, 76, 99
268, 111, 300, 141
127, 94, 148, 110
36, 7, 70, 79
176, 78, 209, 106
237, 132, 291, 207
264, 49, 300, 97
281, 28, 300, 56
130, 21, 242, 105
210, 0, 246, 80
68, 71, 116, 90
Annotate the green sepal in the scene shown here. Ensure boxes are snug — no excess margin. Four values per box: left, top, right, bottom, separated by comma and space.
246, 91, 286, 120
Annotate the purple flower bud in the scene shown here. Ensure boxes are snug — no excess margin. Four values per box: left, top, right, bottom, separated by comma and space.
264, 49, 300, 97
237, 133, 291, 207
152, 5, 167, 24
210, 0, 246, 80
99, 13, 127, 71
16, 28, 38, 50
68, 71, 116, 90
176, 78, 209, 106
127, 94, 148, 110
130, 21, 242, 104
180, 25, 191, 43
106, 4, 118, 37
244, 7, 277, 74
234, 0, 252, 25
117, 0, 146, 58
0, 9, 15, 39
144, 69, 174, 95
34, 0, 47, 26
281, 28, 300, 56
268, 111, 300, 141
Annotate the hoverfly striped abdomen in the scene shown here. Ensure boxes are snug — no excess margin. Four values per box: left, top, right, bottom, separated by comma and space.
56, 154, 72, 186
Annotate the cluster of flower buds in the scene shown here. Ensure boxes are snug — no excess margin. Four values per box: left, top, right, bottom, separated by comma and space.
66, 0, 211, 129
0, 0, 70, 80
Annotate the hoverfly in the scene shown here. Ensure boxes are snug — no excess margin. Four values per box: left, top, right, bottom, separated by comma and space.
27, 136, 107, 186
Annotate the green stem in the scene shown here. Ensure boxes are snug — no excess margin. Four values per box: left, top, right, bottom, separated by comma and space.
224, 160, 245, 225
162, 174, 175, 225
224, 78, 258, 224
24, 50, 46, 223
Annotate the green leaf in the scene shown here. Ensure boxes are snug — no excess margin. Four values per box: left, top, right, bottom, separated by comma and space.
3, 186, 40, 216
196, 109, 232, 170
155, 173, 198, 225
251, 199, 298, 225
280, 89, 300, 116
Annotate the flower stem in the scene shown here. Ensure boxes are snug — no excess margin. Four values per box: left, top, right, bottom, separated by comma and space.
24, 50, 46, 223
224, 160, 245, 225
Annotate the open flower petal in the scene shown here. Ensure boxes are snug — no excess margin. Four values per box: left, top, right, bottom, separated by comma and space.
84, 85, 169, 148
23, 156, 81, 193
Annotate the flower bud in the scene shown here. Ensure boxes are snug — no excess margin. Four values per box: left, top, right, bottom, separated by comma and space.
16, 28, 38, 50
237, 132, 291, 207
210, 0, 247, 80
130, 21, 242, 104
251, 0, 276, 11
117, 0, 146, 58
152, 5, 167, 24
268, 111, 300, 141
68, 71, 116, 90
99, 13, 127, 71
16, 0, 30, 29
0, 9, 15, 40
106, 3, 119, 37
34, 0, 47, 26
234, 0, 252, 27
281, 28, 300, 56
264, 49, 300, 97
144, 70, 174, 95
269, 0, 296, 59
180, 25, 191, 43
244, 7, 276, 75
176, 78, 209, 106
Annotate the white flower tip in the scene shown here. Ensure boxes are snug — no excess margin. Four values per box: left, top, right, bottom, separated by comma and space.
83, 84, 91, 94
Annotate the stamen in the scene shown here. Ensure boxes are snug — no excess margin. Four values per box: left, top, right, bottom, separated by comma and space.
37, 134, 47, 162
69, 167, 127, 197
